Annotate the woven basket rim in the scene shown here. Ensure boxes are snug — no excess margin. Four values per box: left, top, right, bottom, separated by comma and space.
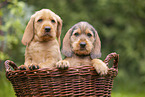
6, 65, 117, 77
5, 52, 119, 78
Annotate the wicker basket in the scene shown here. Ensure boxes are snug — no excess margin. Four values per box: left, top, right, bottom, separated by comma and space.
5, 53, 119, 97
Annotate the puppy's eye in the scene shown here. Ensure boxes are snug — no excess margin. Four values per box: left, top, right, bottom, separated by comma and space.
87, 33, 92, 37
74, 32, 79, 36
51, 20, 55, 23
37, 19, 43, 22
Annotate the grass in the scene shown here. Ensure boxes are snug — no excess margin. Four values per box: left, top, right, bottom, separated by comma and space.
0, 71, 15, 97
1, 71, 145, 97
112, 92, 145, 97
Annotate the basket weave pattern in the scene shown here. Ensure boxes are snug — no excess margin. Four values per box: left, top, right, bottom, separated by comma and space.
5, 53, 119, 97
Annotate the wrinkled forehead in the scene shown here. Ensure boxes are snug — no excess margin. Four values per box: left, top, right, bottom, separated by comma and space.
34, 9, 56, 21
71, 23, 95, 36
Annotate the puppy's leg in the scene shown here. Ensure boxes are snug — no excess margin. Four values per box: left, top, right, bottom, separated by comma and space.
91, 59, 108, 75
29, 64, 39, 70
18, 64, 39, 70
18, 65, 28, 70
25, 54, 39, 70
56, 60, 70, 70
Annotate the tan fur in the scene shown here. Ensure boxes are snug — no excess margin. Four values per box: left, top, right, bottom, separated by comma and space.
64, 55, 91, 67
21, 9, 62, 69
57, 22, 108, 75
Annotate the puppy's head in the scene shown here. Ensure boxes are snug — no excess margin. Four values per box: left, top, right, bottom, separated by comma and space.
62, 21, 101, 59
22, 9, 62, 45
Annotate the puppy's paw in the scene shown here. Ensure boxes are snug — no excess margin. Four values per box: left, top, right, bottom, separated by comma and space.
29, 64, 39, 70
18, 65, 28, 70
92, 59, 108, 75
56, 60, 70, 70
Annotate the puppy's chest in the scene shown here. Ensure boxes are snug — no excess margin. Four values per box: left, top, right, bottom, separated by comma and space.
27, 43, 58, 56
67, 57, 92, 66
77, 58, 91, 66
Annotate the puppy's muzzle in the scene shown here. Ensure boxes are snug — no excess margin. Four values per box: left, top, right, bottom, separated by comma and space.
80, 42, 86, 48
45, 26, 51, 33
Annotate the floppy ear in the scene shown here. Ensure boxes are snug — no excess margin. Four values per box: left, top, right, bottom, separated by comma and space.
90, 27, 101, 59
21, 15, 35, 46
56, 16, 62, 46
61, 28, 73, 57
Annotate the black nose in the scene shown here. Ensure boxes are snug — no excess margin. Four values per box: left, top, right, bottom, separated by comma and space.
80, 42, 86, 48
45, 26, 51, 32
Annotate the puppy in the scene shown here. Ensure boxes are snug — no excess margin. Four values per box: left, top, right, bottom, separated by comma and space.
57, 22, 108, 75
19, 9, 62, 70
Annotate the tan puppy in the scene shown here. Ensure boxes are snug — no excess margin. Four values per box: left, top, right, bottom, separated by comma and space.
19, 9, 62, 70
57, 22, 108, 75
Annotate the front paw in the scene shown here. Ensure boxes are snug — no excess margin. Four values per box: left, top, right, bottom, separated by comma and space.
29, 64, 39, 70
56, 60, 70, 70
92, 59, 108, 75
18, 65, 28, 70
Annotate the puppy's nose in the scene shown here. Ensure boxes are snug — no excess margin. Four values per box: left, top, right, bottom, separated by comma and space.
45, 26, 51, 32
80, 42, 86, 48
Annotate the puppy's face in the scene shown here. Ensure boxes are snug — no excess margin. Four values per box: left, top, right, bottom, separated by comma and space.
70, 24, 95, 55
22, 9, 62, 45
34, 10, 58, 41
62, 22, 101, 59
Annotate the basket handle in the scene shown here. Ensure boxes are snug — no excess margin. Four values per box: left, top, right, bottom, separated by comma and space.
4, 60, 18, 71
103, 52, 119, 69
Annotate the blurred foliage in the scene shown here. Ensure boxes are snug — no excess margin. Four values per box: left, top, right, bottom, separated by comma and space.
0, 0, 34, 65
0, 0, 145, 96
0, 51, 9, 60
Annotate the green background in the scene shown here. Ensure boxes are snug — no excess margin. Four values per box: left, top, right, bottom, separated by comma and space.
0, 0, 145, 97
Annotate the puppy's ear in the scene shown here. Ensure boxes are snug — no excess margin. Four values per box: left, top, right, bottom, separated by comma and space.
90, 27, 101, 59
56, 16, 62, 46
21, 15, 35, 46
61, 28, 73, 57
